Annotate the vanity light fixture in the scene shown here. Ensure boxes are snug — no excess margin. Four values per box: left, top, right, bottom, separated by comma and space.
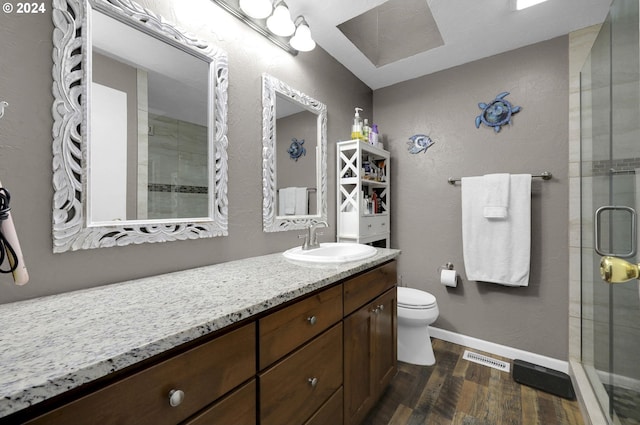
290, 16, 316, 52
211, 0, 315, 54
266, 1, 296, 37
514, 0, 549, 10
239, 0, 272, 19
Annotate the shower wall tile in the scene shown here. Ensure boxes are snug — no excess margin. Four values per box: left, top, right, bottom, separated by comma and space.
178, 151, 208, 187
137, 70, 149, 220
569, 315, 581, 360
569, 246, 581, 318
147, 114, 208, 218
149, 114, 179, 185
569, 174, 581, 247
177, 193, 208, 218
568, 24, 600, 385
178, 120, 207, 155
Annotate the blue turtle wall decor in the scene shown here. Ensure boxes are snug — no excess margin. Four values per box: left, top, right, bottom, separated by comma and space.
475, 92, 521, 132
287, 138, 306, 161
407, 134, 435, 154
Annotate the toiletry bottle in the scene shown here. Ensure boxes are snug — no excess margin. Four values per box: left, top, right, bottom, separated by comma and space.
351, 107, 363, 141
371, 192, 378, 214
363, 118, 370, 143
369, 124, 379, 146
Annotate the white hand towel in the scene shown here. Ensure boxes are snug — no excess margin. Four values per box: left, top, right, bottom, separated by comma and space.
279, 187, 297, 215
462, 174, 531, 286
294, 187, 308, 215
483, 173, 510, 219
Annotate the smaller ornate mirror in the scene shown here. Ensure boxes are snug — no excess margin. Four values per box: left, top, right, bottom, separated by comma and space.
262, 74, 328, 232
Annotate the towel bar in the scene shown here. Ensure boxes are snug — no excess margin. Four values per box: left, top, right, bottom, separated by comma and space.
447, 171, 552, 185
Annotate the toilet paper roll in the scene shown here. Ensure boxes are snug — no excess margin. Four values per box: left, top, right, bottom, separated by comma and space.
441, 269, 458, 287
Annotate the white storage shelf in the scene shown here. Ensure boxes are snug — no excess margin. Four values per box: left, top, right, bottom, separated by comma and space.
337, 140, 390, 247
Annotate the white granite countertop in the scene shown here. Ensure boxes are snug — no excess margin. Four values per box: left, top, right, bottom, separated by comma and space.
0, 248, 399, 418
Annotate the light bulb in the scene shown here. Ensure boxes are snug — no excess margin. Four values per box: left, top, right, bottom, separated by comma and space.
290, 22, 316, 52
239, 0, 273, 19
266, 3, 295, 37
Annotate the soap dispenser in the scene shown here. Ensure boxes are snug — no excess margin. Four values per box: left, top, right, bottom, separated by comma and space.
351, 107, 363, 141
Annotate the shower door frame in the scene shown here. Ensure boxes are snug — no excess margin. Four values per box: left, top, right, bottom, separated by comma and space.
578, 0, 640, 423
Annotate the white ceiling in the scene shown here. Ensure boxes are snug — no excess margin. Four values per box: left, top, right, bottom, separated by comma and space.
286, 0, 612, 90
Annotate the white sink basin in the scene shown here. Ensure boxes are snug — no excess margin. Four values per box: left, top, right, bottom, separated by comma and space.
283, 242, 377, 263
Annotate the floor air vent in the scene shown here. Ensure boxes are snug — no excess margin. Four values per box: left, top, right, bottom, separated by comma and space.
462, 350, 510, 373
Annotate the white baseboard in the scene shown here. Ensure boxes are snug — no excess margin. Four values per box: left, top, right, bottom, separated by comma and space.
429, 326, 569, 374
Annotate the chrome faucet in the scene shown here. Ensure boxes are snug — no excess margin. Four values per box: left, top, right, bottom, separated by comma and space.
300, 221, 328, 250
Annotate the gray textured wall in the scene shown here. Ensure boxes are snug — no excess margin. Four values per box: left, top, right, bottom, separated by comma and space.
0, 0, 371, 303
0, 0, 572, 361
374, 36, 570, 360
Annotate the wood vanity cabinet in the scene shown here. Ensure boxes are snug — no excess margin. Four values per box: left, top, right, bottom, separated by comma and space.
259, 284, 343, 369
25, 323, 256, 425
343, 261, 398, 425
182, 379, 256, 425
258, 261, 397, 425
258, 284, 344, 425
14, 261, 397, 425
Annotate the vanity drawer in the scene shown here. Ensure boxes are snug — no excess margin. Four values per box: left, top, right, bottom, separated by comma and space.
304, 387, 343, 425
184, 379, 256, 425
360, 215, 388, 237
259, 284, 342, 369
26, 323, 256, 425
260, 323, 343, 425
344, 261, 397, 316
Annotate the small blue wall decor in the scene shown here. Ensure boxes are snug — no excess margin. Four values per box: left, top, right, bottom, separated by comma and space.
407, 134, 435, 154
287, 138, 306, 161
475, 92, 521, 132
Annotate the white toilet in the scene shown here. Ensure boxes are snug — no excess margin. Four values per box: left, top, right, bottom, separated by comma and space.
397, 287, 439, 366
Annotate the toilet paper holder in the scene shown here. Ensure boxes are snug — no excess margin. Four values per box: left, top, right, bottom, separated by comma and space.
439, 262, 454, 272
439, 262, 458, 287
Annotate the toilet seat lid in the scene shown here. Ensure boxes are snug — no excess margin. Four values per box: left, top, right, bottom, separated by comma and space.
397, 287, 436, 308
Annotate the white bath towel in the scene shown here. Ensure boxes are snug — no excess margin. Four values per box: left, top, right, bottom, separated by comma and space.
461, 174, 531, 286
294, 187, 308, 215
483, 173, 510, 219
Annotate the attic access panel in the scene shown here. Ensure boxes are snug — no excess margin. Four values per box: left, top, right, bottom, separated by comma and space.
337, 0, 444, 67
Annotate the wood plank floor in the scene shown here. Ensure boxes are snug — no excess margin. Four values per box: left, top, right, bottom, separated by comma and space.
363, 339, 585, 425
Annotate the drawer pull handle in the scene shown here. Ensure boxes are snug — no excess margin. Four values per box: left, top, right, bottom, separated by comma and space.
307, 316, 317, 325
371, 304, 384, 314
308, 377, 318, 388
168, 389, 185, 407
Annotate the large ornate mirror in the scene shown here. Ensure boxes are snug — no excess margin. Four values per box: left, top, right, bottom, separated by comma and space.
52, 0, 229, 252
262, 74, 327, 232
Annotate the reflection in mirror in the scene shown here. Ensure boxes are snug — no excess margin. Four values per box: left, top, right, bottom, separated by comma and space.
90, 9, 210, 222
275, 94, 318, 216
52, 0, 229, 252
262, 74, 327, 232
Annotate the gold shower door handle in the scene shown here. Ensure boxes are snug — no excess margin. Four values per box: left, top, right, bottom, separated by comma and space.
594, 206, 637, 257
599, 256, 640, 283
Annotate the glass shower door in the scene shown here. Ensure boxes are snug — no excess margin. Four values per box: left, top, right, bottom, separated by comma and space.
580, 0, 640, 423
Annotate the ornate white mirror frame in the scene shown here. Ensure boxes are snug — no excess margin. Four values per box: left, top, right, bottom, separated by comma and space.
262, 74, 328, 232
52, 0, 229, 252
